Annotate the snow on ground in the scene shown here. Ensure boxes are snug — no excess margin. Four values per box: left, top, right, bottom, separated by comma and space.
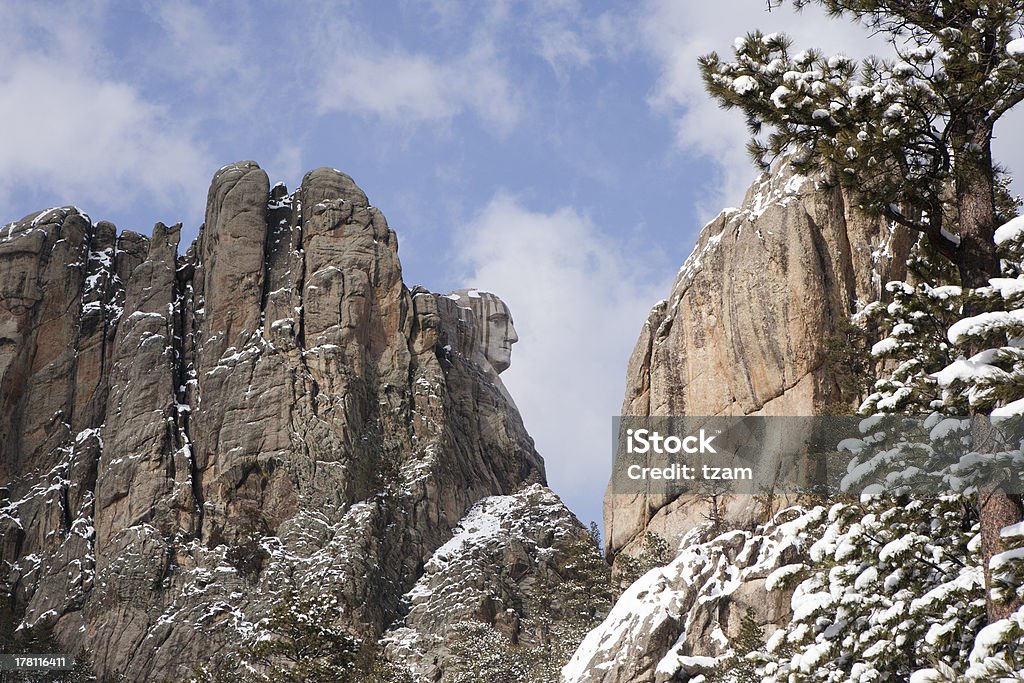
563, 507, 822, 682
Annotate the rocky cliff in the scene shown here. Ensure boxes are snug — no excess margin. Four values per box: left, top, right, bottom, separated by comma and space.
0, 161, 595, 681
576, 162, 914, 682
606, 162, 912, 561
384, 483, 598, 680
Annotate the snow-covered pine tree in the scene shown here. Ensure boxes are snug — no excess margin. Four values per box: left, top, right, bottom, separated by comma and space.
857, 238, 962, 415
934, 215, 1024, 416
700, 0, 1024, 622
846, 213, 1024, 630
754, 497, 985, 682
244, 590, 361, 683
705, 185, 1024, 683
443, 534, 613, 683
700, 1, 1024, 288
755, 208, 1024, 681
614, 532, 673, 594
188, 589, 363, 683
445, 621, 541, 683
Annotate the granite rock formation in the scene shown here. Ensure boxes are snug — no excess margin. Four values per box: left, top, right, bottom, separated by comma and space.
579, 162, 913, 683
564, 513, 809, 683
447, 289, 519, 375
0, 161, 590, 681
383, 483, 596, 679
606, 162, 912, 561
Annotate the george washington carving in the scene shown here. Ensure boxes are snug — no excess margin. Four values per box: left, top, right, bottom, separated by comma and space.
447, 289, 519, 374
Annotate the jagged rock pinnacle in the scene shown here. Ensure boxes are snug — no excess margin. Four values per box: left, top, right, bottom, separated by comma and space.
0, 161, 591, 681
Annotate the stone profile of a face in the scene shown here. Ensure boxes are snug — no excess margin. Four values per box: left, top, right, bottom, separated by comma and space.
447, 289, 519, 374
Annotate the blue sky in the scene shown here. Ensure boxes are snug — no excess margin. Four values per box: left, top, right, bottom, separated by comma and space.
4, 0, 1023, 531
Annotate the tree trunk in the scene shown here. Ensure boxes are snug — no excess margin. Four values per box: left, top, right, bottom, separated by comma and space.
953, 129, 1000, 289
955, 125, 1024, 622
979, 478, 1024, 621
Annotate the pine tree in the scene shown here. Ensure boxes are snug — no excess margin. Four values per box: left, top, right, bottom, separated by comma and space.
551, 535, 615, 656
705, 216, 1024, 680
855, 239, 962, 414
709, 608, 768, 682
700, 1, 1024, 289
745, 497, 989, 682
0, 621, 100, 683
357, 654, 416, 683
699, 495, 1024, 681
189, 589, 362, 683
438, 533, 613, 683
614, 532, 673, 593
843, 216, 1024, 625
700, 0, 1024, 622
245, 590, 361, 683
444, 621, 548, 683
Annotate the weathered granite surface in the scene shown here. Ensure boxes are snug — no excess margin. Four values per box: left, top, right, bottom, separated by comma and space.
0, 162, 589, 681
564, 509, 815, 683
384, 483, 596, 680
581, 162, 912, 683
606, 162, 912, 561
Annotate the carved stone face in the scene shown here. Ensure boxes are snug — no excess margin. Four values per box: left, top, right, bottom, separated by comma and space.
448, 289, 518, 373
482, 297, 518, 373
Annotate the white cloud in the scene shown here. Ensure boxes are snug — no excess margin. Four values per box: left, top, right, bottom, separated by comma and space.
0, 6, 210, 222
636, 2, 1024, 214
152, 1, 258, 93
455, 194, 670, 526
537, 24, 592, 77
312, 0, 604, 135
316, 35, 520, 135
636, 0, 889, 217
529, 0, 593, 80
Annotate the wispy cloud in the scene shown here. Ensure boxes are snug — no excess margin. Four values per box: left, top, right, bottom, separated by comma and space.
315, 28, 521, 135
455, 193, 671, 525
531, 0, 593, 80
0, 5, 210, 223
311, 0, 610, 135
151, 1, 259, 93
